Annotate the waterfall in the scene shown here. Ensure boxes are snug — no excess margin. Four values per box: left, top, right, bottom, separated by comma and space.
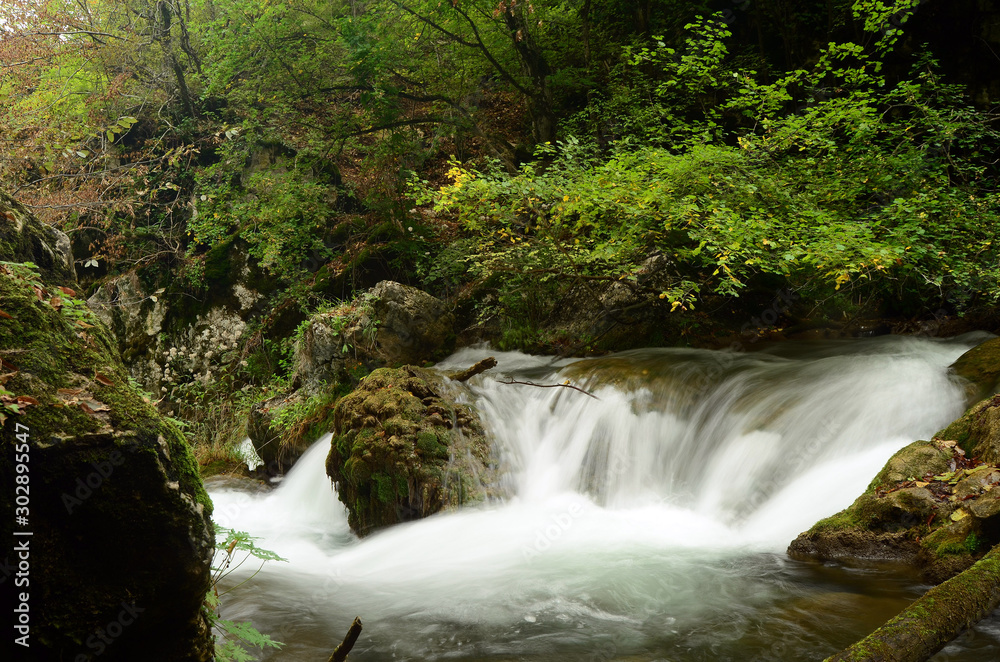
208, 333, 994, 661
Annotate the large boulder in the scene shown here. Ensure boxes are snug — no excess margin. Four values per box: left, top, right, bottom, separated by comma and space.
87, 240, 272, 404
0, 190, 214, 661
325, 366, 495, 535
295, 281, 455, 393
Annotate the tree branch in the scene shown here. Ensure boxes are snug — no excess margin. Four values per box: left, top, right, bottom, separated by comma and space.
498, 378, 599, 399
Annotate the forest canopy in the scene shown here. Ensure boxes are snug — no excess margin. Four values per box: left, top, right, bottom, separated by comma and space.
1, 0, 998, 337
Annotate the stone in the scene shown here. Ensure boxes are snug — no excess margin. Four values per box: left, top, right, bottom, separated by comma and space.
295, 281, 455, 392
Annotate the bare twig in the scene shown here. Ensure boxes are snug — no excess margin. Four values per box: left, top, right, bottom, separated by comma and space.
498, 378, 599, 400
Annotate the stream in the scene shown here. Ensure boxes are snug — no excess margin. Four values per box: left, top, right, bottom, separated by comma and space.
207, 334, 1000, 661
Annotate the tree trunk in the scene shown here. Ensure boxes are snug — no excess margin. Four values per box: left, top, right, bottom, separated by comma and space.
824, 545, 1000, 662
502, 7, 557, 143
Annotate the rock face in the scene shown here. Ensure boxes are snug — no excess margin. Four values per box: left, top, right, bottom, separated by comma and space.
325, 366, 495, 535
789, 424, 1000, 583
0, 190, 214, 661
540, 251, 677, 351
87, 240, 270, 405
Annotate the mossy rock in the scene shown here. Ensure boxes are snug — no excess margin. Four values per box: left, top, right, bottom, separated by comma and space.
789, 435, 1000, 582
866, 440, 953, 493
936, 394, 1000, 464
0, 190, 76, 284
950, 337, 1000, 402
0, 197, 213, 661
325, 366, 496, 535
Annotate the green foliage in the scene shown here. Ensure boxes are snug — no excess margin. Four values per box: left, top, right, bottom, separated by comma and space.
208, 527, 287, 661
424, 13, 1000, 323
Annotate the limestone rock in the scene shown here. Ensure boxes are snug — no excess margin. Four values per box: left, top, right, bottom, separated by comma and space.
788, 434, 1000, 583
0, 190, 213, 661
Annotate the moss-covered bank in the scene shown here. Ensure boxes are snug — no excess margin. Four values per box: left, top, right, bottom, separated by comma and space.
0, 191, 214, 661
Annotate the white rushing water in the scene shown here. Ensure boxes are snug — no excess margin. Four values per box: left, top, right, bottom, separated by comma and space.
208, 334, 992, 661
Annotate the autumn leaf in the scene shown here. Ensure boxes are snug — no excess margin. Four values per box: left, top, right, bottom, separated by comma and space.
16, 395, 39, 406
94, 371, 114, 386
75, 319, 94, 328
0, 309, 12, 320
57, 387, 85, 396
50, 296, 63, 310
57, 286, 77, 297
80, 399, 111, 415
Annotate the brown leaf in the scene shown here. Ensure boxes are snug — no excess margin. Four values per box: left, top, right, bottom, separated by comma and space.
57, 387, 85, 396
75, 319, 95, 329
32, 285, 45, 301
94, 371, 114, 387
0, 309, 12, 320
0, 358, 19, 372
16, 395, 39, 406
80, 399, 110, 415
50, 296, 63, 310
0, 370, 17, 385
57, 286, 77, 297
2, 211, 14, 220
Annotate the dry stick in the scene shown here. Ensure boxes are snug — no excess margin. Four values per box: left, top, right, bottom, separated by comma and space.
328, 616, 363, 662
498, 378, 600, 400
448, 356, 498, 382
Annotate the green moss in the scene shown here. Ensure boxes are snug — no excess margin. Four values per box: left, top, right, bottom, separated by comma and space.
325, 366, 495, 534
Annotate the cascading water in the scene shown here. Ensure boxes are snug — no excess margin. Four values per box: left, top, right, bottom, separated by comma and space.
208, 334, 1000, 661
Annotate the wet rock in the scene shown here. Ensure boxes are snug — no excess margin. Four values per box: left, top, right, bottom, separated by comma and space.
0, 190, 213, 661
867, 440, 953, 492
325, 366, 496, 535
950, 337, 1000, 402
936, 394, 1000, 464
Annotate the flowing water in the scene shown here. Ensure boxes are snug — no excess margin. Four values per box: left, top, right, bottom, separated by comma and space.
208, 334, 1000, 661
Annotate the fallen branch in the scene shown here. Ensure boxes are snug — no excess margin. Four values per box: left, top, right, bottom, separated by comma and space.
824, 544, 1000, 662
448, 356, 497, 382
498, 378, 599, 400
328, 616, 363, 662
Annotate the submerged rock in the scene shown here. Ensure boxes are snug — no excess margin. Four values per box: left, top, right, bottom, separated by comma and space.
0, 190, 213, 661
325, 366, 495, 535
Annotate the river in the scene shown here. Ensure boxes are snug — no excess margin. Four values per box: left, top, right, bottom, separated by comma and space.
207, 333, 1000, 660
